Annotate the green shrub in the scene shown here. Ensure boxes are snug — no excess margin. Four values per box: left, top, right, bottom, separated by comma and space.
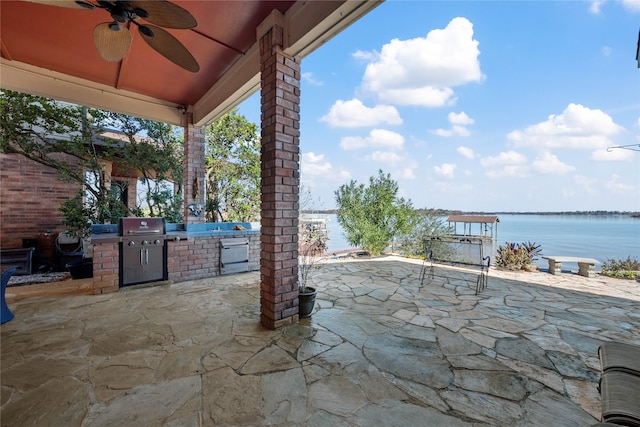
601, 256, 640, 280
396, 210, 453, 258
496, 241, 541, 271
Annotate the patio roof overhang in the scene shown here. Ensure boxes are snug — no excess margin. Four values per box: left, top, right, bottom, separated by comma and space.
0, 0, 381, 127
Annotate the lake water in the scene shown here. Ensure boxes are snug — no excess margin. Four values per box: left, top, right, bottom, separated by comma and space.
318, 213, 640, 270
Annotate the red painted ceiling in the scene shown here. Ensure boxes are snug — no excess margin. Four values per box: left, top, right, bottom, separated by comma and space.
1, 1, 381, 126
0, 1, 295, 106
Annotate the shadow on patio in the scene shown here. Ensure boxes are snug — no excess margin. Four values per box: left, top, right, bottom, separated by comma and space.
2, 256, 639, 426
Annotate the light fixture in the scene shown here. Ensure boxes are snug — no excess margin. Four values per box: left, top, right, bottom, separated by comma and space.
636, 29, 639, 68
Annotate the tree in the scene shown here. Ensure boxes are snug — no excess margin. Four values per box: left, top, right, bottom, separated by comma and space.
0, 90, 183, 233
205, 109, 260, 222
105, 112, 183, 223
396, 210, 454, 257
334, 169, 417, 255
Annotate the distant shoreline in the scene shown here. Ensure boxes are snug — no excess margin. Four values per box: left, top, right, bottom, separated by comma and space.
303, 210, 640, 217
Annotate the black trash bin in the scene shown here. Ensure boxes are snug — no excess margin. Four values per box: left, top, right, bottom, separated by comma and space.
66, 258, 93, 279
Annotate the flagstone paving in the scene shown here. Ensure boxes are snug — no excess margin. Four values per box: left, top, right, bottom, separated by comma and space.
2, 256, 639, 426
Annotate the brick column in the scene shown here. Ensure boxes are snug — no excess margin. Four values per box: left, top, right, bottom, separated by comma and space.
92, 241, 118, 294
124, 177, 138, 211
183, 113, 206, 224
259, 22, 301, 329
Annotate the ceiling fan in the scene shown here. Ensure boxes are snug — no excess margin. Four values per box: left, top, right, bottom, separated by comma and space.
27, 0, 200, 72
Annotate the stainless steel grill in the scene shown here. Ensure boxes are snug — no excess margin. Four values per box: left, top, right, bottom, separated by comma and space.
119, 217, 167, 287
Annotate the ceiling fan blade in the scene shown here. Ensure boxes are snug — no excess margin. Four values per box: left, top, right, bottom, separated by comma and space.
139, 25, 199, 72
130, 1, 197, 29
23, 0, 88, 9
93, 22, 132, 62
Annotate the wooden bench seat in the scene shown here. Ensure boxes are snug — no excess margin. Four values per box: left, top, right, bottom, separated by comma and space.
541, 255, 599, 278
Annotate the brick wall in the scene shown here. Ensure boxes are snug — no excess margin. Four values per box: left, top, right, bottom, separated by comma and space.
0, 153, 83, 263
167, 234, 260, 282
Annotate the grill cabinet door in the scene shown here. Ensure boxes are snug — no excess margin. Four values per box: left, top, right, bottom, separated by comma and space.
121, 239, 166, 286
143, 244, 165, 282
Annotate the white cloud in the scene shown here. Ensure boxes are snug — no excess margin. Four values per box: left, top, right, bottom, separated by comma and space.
434, 163, 457, 178
301, 152, 350, 181
449, 111, 475, 126
433, 128, 453, 137
398, 167, 416, 180
360, 17, 483, 107
531, 152, 576, 175
573, 174, 595, 186
378, 87, 456, 107
591, 147, 636, 161
480, 150, 527, 167
507, 103, 624, 150
605, 174, 635, 192
457, 146, 476, 159
352, 50, 376, 61
485, 165, 529, 179
573, 174, 596, 194
622, 0, 640, 12
481, 150, 529, 178
589, 0, 604, 14
302, 72, 323, 86
370, 151, 403, 163
432, 111, 475, 137
301, 152, 332, 175
452, 125, 470, 136
340, 129, 405, 150
320, 98, 402, 128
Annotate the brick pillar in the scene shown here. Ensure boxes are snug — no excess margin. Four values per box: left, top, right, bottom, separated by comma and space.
259, 22, 301, 329
124, 177, 138, 211
183, 113, 206, 224
100, 160, 112, 191
92, 241, 119, 294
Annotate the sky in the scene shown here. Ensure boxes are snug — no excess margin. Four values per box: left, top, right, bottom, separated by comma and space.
237, 0, 640, 212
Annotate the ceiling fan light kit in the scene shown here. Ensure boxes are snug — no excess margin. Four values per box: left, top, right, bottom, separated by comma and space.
94, 21, 132, 62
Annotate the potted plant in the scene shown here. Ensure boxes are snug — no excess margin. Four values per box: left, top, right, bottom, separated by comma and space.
58, 188, 129, 278
298, 220, 329, 317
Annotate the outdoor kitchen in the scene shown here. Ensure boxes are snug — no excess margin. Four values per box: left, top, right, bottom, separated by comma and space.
90, 219, 260, 294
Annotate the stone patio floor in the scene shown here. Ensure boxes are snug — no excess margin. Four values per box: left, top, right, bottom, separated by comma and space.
1, 255, 639, 426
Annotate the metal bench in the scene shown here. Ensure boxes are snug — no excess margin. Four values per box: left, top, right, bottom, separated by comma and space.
419, 236, 490, 294
541, 255, 599, 278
